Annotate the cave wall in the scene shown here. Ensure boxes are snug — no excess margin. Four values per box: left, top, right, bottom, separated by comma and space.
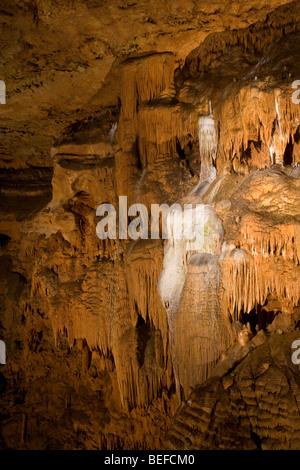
0, 0, 300, 450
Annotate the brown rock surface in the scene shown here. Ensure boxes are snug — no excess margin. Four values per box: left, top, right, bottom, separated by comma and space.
164, 331, 300, 450
0, 0, 300, 450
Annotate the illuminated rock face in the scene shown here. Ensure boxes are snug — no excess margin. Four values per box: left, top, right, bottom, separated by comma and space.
160, 166, 300, 401
0, 0, 300, 450
158, 204, 228, 400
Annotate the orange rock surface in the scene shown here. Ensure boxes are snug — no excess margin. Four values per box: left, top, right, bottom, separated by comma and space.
0, 0, 300, 450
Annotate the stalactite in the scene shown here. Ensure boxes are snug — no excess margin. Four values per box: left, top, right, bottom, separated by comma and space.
217, 91, 300, 172
198, 102, 218, 184
118, 53, 176, 160
125, 239, 168, 353
185, 5, 300, 78
113, 324, 166, 409
136, 103, 198, 166
222, 246, 300, 320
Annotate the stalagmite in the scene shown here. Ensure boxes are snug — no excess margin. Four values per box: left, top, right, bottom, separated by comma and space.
172, 253, 233, 401
158, 202, 227, 399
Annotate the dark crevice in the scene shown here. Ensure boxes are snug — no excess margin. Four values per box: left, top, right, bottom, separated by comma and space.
294, 126, 300, 144
284, 134, 293, 166
136, 315, 151, 369
240, 139, 262, 166
176, 138, 186, 161
250, 428, 262, 450
135, 137, 143, 169
239, 301, 276, 333
0, 234, 10, 248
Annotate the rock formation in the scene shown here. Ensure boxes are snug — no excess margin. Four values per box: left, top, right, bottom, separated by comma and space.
0, 0, 300, 450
